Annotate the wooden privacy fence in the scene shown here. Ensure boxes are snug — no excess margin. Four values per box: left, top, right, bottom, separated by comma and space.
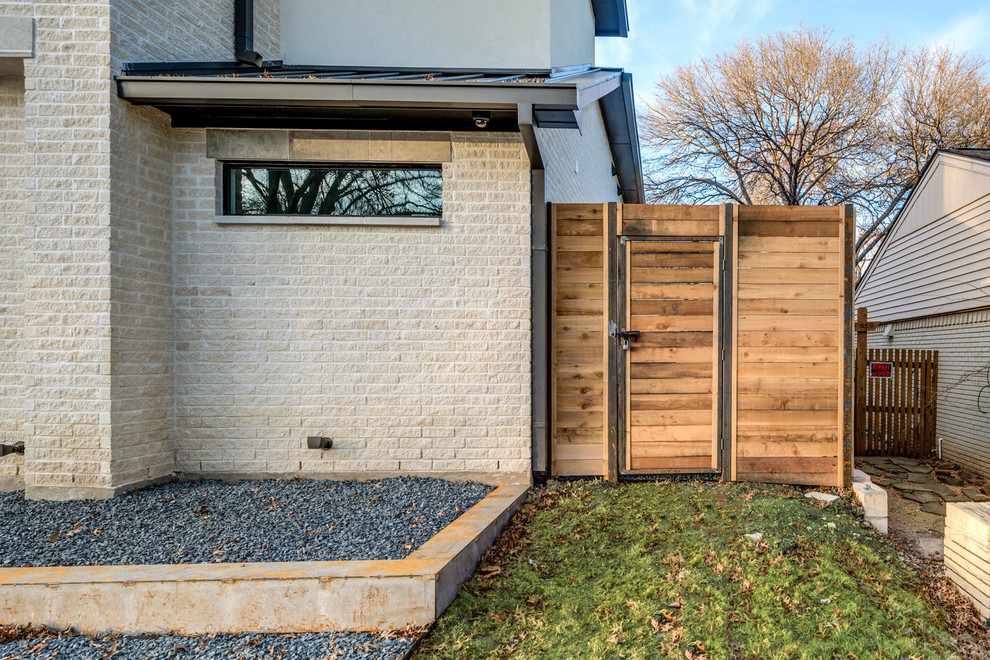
855, 347, 938, 458
550, 203, 854, 488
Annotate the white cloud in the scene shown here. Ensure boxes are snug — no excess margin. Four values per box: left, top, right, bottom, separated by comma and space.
675, 0, 777, 49
931, 9, 990, 52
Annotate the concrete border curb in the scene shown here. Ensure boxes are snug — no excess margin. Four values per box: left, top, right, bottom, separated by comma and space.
0, 484, 529, 634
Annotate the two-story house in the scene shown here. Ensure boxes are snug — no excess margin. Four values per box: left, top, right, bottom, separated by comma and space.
0, 0, 642, 499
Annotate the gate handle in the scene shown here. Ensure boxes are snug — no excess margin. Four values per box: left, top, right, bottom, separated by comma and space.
616, 330, 641, 342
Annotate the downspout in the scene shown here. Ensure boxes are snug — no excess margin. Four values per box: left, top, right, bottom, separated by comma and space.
518, 104, 550, 480
234, 0, 263, 66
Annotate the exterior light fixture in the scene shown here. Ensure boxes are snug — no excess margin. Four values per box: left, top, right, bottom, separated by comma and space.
307, 436, 333, 450
472, 112, 490, 129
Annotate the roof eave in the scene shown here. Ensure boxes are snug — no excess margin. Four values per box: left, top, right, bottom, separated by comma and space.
591, 0, 630, 37
599, 72, 644, 203
117, 77, 588, 109
115, 68, 622, 133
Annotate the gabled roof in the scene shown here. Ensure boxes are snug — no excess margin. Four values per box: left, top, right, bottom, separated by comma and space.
116, 62, 645, 202
591, 0, 630, 37
855, 148, 990, 322
941, 148, 990, 162
856, 148, 990, 295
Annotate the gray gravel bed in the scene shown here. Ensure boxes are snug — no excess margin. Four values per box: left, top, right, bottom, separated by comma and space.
0, 629, 417, 659
0, 477, 493, 567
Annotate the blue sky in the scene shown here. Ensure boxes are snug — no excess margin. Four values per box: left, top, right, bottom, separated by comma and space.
596, 0, 990, 102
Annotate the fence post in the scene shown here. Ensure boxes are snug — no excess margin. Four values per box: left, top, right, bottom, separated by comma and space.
854, 308, 868, 456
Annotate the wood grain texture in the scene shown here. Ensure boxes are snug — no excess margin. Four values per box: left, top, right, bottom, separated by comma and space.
551, 205, 607, 477
733, 206, 845, 487
550, 204, 847, 485
625, 240, 719, 472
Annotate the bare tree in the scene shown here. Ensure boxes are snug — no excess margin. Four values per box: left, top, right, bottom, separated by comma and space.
642, 29, 990, 264
856, 47, 990, 260
642, 28, 900, 210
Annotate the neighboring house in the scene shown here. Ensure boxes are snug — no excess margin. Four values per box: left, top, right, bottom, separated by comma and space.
0, 0, 642, 499
856, 148, 990, 478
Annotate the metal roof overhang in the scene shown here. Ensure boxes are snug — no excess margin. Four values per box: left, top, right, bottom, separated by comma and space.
591, 0, 630, 37
115, 69, 622, 132
115, 65, 643, 202
599, 72, 643, 203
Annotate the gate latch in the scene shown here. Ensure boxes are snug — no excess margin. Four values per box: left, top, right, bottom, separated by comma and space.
616, 330, 641, 351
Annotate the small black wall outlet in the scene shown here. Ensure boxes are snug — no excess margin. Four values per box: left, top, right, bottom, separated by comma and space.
307, 436, 333, 450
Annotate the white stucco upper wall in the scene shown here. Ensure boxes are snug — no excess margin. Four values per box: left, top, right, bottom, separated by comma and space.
279, 0, 594, 70
551, 0, 595, 69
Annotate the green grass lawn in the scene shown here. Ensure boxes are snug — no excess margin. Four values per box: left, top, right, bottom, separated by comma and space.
415, 480, 957, 660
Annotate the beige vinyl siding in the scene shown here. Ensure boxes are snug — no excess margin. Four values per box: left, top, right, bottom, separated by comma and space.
857, 153, 990, 323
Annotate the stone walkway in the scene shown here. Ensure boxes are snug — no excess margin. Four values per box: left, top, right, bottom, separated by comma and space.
858, 457, 990, 558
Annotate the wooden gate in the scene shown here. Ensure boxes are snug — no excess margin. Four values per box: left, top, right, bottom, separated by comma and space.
856, 345, 938, 458
550, 203, 854, 487
618, 239, 722, 473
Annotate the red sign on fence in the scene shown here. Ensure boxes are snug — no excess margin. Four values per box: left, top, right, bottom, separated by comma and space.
869, 362, 893, 379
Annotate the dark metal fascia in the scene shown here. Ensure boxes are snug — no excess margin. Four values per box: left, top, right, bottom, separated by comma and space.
599, 72, 643, 203
591, 0, 630, 37
116, 77, 584, 110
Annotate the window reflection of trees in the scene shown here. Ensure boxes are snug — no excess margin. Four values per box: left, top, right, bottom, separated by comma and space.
233, 168, 443, 216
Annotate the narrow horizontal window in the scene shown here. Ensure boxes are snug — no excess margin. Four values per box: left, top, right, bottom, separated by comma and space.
224, 165, 442, 217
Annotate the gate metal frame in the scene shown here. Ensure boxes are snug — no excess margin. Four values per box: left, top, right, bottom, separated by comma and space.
609, 208, 732, 478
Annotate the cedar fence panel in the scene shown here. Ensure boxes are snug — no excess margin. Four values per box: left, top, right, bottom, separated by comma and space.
549, 203, 853, 487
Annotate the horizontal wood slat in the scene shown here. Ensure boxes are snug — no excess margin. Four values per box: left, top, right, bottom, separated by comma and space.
733, 205, 845, 488
551, 204, 848, 485
552, 205, 607, 477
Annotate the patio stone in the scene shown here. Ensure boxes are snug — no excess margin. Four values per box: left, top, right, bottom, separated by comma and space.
902, 491, 940, 504
930, 484, 958, 498
893, 481, 939, 493
941, 492, 971, 503
962, 488, 990, 503
889, 457, 920, 467
939, 476, 965, 487
920, 501, 946, 516
907, 473, 935, 484
959, 470, 981, 484
901, 464, 933, 475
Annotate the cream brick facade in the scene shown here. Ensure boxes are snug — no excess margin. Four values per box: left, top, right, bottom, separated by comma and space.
0, 0, 635, 498
171, 130, 533, 480
0, 73, 24, 453
867, 309, 990, 478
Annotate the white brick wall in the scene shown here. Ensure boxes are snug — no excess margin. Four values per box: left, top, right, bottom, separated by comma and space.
538, 101, 621, 204
20, 0, 116, 497
2, 0, 538, 495
107, 101, 175, 488
0, 75, 25, 450
171, 131, 533, 479
867, 309, 990, 477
